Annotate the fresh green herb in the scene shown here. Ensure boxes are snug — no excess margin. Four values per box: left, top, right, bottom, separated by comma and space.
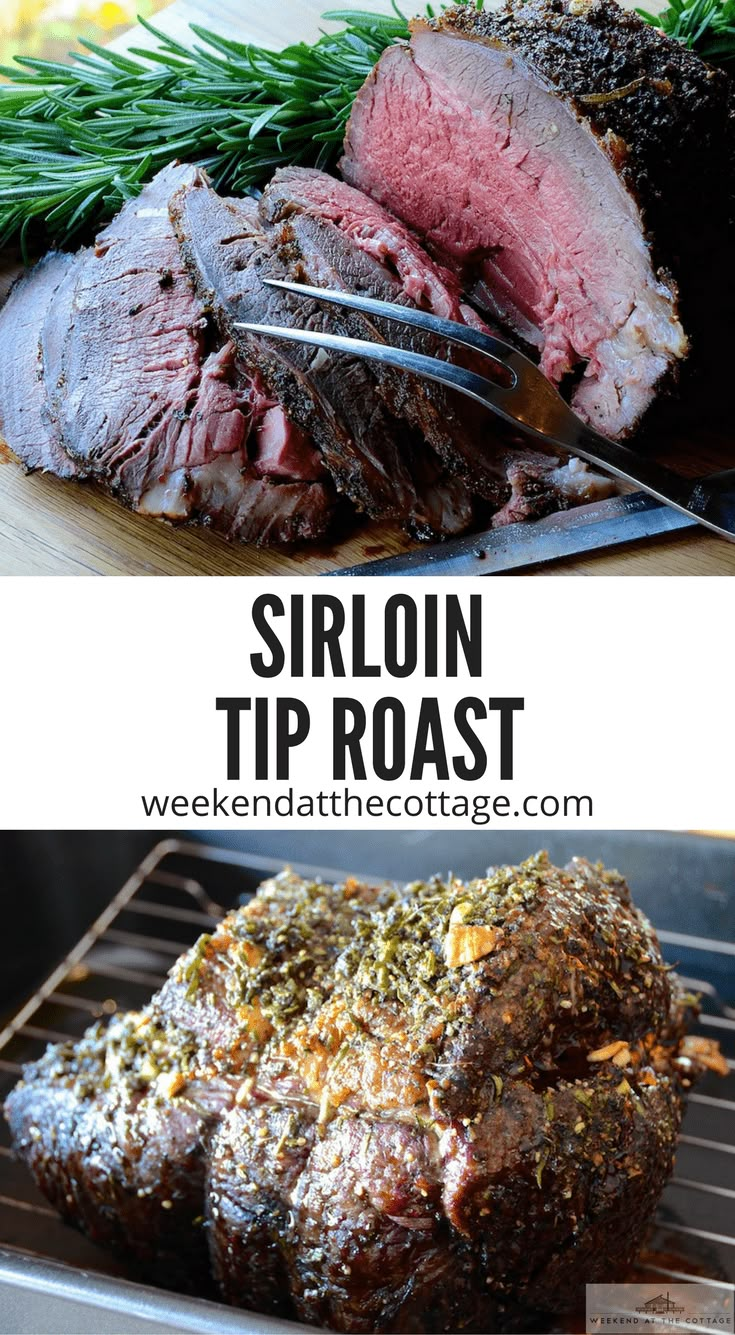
637, 0, 735, 66
181, 933, 212, 1000
0, 7, 415, 252
222, 877, 395, 1034
337, 859, 543, 1029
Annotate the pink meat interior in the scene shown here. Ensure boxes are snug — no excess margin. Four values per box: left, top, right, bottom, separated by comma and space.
342, 26, 688, 437
269, 167, 469, 321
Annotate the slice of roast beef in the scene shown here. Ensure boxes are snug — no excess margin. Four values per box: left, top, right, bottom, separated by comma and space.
128, 339, 335, 546
170, 170, 475, 538
262, 208, 486, 533
0, 252, 80, 478
259, 167, 510, 503
260, 167, 614, 522
45, 164, 334, 545
39, 250, 84, 474
48, 163, 206, 486
342, 0, 732, 439
260, 167, 473, 321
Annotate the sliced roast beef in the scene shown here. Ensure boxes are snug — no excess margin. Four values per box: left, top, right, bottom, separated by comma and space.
170, 170, 475, 537
41, 164, 333, 545
260, 167, 613, 522
47, 164, 205, 490
342, 0, 732, 439
259, 167, 511, 503
39, 250, 84, 474
126, 338, 335, 546
0, 151, 618, 548
261, 168, 468, 318
0, 252, 80, 478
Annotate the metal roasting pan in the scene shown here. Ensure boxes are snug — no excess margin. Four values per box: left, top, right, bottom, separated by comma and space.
0, 838, 733, 1333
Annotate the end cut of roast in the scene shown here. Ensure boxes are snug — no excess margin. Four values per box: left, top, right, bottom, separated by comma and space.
0, 165, 335, 548
6, 854, 724, 1332
0, 252, 79, 479
342, 0, 733, 439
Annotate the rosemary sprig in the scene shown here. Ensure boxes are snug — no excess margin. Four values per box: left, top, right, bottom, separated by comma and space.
0, 8, 411, 252
0, 0, 730, 255
637, 0, 735, 64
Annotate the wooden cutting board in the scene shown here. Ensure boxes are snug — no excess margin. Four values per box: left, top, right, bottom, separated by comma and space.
1, 0, 734, 577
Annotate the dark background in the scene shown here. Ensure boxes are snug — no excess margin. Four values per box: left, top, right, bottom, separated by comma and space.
1, 830, 733, 1010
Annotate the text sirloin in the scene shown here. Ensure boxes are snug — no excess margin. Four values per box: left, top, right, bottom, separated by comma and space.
216, 593, 524, 784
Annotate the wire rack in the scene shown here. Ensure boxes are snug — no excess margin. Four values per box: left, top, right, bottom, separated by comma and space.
0, 839, 733, 1330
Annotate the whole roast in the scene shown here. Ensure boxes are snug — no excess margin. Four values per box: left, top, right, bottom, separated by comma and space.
6, 853, 723, 1332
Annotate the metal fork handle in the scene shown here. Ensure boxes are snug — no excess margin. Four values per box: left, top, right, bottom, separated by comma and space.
572, 425, 690, 501
571, 425, 735, 541
243, 288, 735, 542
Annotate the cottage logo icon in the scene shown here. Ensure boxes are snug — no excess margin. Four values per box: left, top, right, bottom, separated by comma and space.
586, 1282, 734, 1334
635, 1293, 686, 1318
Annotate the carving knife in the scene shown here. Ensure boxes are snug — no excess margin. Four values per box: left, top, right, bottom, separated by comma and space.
332, 492, 697, 577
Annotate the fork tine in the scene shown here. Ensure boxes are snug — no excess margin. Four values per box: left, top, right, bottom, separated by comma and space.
262, 276, 518, 375
234, 320, 517, 419
235, 320, 735, 541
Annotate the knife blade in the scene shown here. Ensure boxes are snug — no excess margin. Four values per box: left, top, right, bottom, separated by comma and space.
332, 492, 697, 577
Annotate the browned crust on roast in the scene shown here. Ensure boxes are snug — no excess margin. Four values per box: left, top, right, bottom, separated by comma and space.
437, 0, 734, 228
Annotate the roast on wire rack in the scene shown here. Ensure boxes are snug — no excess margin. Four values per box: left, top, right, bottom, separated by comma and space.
0, 840, 732, 1333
